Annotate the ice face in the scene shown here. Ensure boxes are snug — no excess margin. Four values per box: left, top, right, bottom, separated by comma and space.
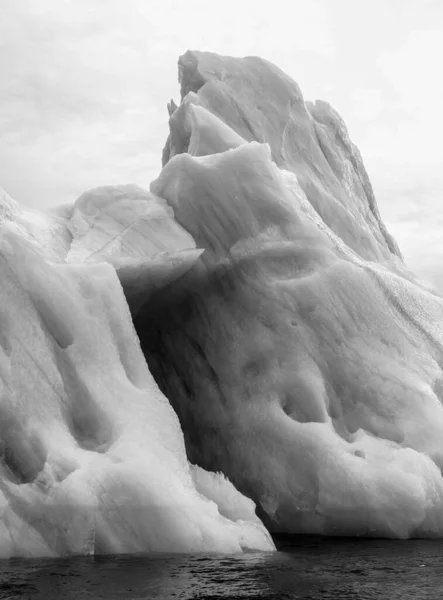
116, 249, 204, 317
67, 184, 195, 263
0, 187, 72, 262
3, 47, 443, 549
0, 224, 273, 557
132, 53, 443, 538
164, 50, 401, 262
164, 96, 247, 163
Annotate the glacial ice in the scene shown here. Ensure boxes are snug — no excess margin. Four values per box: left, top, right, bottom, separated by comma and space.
0, 187, 71, 262
3, 47, 443, 553
165, 51, 402, 263
66, 184, 195, 263
134, 51, 443, 539
0, 219, 273, 557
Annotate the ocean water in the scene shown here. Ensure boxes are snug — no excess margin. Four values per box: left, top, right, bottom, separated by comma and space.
1, 536, 442, 600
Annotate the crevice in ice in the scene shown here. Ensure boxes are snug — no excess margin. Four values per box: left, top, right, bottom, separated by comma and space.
231, 97, 262, 144
13, 328, 111, 456
116, 249, 203, 320
54, 351, 115, 454
0, 402, 47, 485
0, 434, 46, 485
187, 335, 228, 406
432, 377, 443, 403
280, 391, 328, 425
0, 318, 12, 358
33, 298, 74, 350
312, 123, 336, 177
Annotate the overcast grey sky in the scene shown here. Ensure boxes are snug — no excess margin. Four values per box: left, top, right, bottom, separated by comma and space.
1, 0, 442, 287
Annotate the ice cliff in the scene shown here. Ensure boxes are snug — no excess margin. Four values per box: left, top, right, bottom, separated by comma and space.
1, 50, 443, 556
138, 51, 443, 539
0, 185, 273, 555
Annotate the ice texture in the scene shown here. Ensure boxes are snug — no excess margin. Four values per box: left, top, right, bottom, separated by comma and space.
0, 217, 273, 557
67, 184, 195, 263
132, 51, 443, 539
163, 51, 401, 262
0, 187, 72, 261
3, 47, 443, 549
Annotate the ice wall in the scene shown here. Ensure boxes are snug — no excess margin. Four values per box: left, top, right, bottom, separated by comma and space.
66, 184, 195, 263
163, 51, 401, 263
4, 47, 443, 547
0, 217, 273, 557
132, 51, 443, 539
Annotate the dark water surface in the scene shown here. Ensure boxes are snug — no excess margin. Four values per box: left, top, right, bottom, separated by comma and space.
1, 536, 442, 599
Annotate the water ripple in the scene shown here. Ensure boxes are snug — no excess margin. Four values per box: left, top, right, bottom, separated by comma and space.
0, 537, 442, 599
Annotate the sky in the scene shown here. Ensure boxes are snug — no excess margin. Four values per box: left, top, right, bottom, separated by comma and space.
1, 0, 442, 287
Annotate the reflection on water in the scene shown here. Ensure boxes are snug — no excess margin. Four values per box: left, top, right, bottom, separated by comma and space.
1, 536, 443, 599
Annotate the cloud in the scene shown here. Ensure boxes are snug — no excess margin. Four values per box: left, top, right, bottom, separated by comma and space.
358, 29, 443, 289
351, 89, 382, 121
0, 0, 333, 207
380, 29, 443, 113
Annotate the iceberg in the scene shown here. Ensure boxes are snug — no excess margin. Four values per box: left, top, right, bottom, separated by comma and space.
133, 51, 443, 539
0, 195, 273, 557
2, 48, 443, 554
